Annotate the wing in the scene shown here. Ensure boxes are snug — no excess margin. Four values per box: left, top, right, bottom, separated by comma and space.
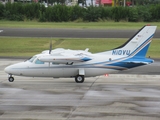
39, 48, 92, 64
38, 55, 92, 64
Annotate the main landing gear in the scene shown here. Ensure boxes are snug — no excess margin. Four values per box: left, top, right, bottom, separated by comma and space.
8, 74, 14, 82
75, 75, 84, 83
75, 69, 85, 83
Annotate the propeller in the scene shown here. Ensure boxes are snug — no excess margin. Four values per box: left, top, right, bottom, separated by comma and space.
49, 40, 52, 67
49, 40, 52, 54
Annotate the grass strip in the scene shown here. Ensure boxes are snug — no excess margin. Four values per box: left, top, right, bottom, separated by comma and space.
0, 21, 160, 29
0, 37, 159, 58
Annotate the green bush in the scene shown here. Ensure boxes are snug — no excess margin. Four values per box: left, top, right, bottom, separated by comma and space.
1, 3, 160, 22
128, 7, 138, 22
150, 4, 160, 21
46, 4, 70, 22
136, 6, 152, 22
58, 5, 70, 21
112, 7, 129, 22
9, 14, 24, 21
24, 3, 41, 20
0, 3, 4, 19
100, 7, 112, 20
70, 5, 84, 21
45, 6, 53, 21
39, 11, 46, 22
83, 6, 102, 22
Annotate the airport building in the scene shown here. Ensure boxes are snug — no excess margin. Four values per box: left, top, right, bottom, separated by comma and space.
95, 0, 160, 7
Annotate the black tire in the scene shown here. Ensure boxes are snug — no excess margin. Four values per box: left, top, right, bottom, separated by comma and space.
8, 77, 14, 82
75, 75, 84, 83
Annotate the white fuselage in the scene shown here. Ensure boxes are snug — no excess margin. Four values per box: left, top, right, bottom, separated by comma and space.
4, 53, 120, 78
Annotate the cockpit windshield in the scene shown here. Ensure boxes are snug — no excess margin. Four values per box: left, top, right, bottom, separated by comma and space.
28, 56, 44, 64
28, 56, 37, 63
35, 59, 44, 64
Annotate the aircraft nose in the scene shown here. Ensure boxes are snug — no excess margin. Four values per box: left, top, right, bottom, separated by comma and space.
4, 66, 12, 74
4, 62, 28, 76
4, 63, 22, 75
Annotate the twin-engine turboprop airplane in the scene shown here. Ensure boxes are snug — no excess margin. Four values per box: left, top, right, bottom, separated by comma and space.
4, 25, 157, 83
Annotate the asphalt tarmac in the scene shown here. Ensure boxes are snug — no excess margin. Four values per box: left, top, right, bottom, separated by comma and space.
1, 59, 160, 120
0, 28, 160, 38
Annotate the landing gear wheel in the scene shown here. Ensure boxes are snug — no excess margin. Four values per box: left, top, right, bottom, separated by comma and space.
8, 77, 14, 82
75, 75, 84, 83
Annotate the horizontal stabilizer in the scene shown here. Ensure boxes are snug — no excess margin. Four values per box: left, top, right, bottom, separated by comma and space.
125, 61, 149, 65
124, 58, 154, 65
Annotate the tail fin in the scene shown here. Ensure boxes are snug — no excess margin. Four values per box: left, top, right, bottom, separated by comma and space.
99, 25, 157, 58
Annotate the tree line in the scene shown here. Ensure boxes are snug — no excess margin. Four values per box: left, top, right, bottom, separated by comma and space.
0, 2, 160, 22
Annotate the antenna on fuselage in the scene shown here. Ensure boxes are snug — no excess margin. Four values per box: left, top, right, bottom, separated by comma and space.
49, 40, 52, 54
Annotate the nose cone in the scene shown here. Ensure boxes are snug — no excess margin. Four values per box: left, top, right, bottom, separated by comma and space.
4, 65, 17, 74
4, 62, 27, 75
4, 66, 11, 74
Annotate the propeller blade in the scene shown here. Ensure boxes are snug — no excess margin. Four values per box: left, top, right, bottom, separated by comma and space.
49, 41, 52, 54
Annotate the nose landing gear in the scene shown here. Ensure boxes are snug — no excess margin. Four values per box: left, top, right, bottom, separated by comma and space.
8, 74, 14, 82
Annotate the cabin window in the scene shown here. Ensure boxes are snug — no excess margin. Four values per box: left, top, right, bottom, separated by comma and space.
35, 59, 44, 64
52, 62, 59, 65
